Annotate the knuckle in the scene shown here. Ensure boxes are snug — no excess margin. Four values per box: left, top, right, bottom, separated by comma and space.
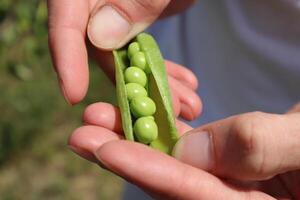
133, 0, 170, 14
231, 112, 266, 150
288, 101, 300, 113
230, 112, 271, 176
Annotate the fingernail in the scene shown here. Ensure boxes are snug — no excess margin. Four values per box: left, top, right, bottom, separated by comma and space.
172, 130, 215, 171
60, 85, 72, 105
94, 147, 113, 171
69, 145, 97, 163
70, 144, 108, 169
88, 6, 131, 49
58, 76, 72, 105
181, 103, 195, 120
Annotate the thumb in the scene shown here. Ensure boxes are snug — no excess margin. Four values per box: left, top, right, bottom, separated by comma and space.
287, 101, 300, 113
87, 0, 170, 50
173, 112, 300, 181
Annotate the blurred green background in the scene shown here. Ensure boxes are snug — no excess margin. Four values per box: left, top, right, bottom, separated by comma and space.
0, 0, 124, 199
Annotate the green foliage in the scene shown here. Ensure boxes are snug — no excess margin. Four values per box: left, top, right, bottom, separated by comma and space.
0, 0, 48, 163
0, 0, 116, 163
0, 1, 121, 199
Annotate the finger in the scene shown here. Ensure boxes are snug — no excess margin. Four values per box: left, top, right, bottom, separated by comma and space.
173, 111, 300, 181
82, 102, 187, 134
95, 140, 273, 200
176, 119, 193, 136
279, 171, 300, 199
87, 0, 171, 49
88, 45, 116, 82
168, 76, 202, 120
68, 125, 121, 162
287, 102, 300, 113
170, 88, 181, 117
160, 0, 196, 18
83, 102, 123, 134
166, 60, 198, 91
48, 0, 90, 104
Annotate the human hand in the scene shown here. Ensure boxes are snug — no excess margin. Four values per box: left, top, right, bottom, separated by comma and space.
47, 0, 195, 104
172, 103, 300, 199
69, 101, 300, 199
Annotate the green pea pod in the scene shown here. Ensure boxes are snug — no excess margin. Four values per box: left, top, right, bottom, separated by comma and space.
113, 33, 179, 154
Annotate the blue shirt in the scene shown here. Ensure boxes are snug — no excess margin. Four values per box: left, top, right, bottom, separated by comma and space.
123, 1, 300, 199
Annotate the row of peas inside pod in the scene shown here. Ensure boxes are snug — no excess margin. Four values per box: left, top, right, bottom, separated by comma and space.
124, 42, 158, 144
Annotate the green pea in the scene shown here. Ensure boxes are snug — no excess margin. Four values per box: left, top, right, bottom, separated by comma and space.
128, 42, 140, 59
134, 117, 158, 144
125, 83, 147, 101
124, 66, 147, 87
130, 96, 156, 118
145, 116, 155, 121
130, 52, 150, 73
114, 33, 179, 154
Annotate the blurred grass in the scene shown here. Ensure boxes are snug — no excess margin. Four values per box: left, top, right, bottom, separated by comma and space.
0, 0, 123, 199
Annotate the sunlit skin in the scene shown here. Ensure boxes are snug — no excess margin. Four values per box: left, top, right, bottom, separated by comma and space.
48, 0, 300, 199
70, 99, 300, 200
47, 0, 196, 105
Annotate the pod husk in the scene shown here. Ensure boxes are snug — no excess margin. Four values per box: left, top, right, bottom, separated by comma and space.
113, 33, 179, 154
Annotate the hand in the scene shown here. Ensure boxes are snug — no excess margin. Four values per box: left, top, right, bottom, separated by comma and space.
69, 101, 300, 199
47, 0, 195, 105
172, 103, 300, 199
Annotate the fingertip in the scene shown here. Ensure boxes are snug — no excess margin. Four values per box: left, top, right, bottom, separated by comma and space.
165, 60, 199, 91
68, 125, 121, 162
188, 92, 203, 120
58, 78, 72, 105
180, 95, 203, 121
50, 29, 89, 105
69, 126, 101, 154
168, 76, 203, 121
176, 119, 193, 135
95, 140, 148, 160
60, 66, 89, 105
94, 140, 148, 175
68, 126, 98, 162
82, 102, 123, 133
192, 95, 203, 119
171, 90, 181, 117
61, 81, 88, 105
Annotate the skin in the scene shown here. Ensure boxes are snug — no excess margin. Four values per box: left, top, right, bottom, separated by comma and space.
70, 101, 300, 199
47, 0, 201, 119
47, 0, 196, 105
48, 0, 300, 199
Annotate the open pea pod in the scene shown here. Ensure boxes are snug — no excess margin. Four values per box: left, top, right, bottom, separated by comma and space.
113, 33, 179, 155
